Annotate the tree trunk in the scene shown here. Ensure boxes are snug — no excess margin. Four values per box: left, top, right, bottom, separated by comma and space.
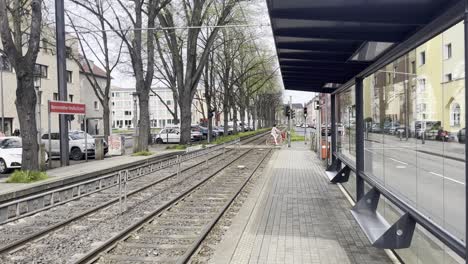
174, 100, 179, 124
180, 94, 192, 144
103, 103, 111, 138
252, 107, 256, 131
136, 92, 150, 151
16, 74, 39, 170
232, 103, 238, 134
240, 104, 245, 132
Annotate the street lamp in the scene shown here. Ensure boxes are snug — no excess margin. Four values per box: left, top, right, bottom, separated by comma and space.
34, 71, 42, 143
132, 92, 139, 152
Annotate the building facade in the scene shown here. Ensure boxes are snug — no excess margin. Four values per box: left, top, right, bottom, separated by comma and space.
79, 62, 110, 135
111, 86, 206, 129
0, 44, 82, 136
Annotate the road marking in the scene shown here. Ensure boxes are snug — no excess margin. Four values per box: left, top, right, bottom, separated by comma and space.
389, 158, 408, 165
365, 149, 378, 155
429, 172, 465, 185
396, 165, 406, 169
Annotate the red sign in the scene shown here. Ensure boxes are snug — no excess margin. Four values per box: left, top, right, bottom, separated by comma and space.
49, 101, 86, 114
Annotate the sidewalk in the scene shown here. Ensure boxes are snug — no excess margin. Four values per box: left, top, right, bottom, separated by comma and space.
209, 142, 392, 264
0, 146, 183, 202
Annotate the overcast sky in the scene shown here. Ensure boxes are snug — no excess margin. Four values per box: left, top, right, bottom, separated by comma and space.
93, 0, 316, 106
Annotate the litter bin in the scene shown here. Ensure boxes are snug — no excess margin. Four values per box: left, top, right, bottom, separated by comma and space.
321, 141, 330, 160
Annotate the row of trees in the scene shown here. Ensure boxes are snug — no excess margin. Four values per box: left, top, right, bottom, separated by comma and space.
0, 0, 283, 171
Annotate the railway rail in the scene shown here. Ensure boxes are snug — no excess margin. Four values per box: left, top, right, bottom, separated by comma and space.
0, 133, 272, 263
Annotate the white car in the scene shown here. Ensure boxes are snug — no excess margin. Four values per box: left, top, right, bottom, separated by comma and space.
42, 130, 105, 161
0, 137, 48, 174
0, 137, 22, 174
154, 128, 198, 144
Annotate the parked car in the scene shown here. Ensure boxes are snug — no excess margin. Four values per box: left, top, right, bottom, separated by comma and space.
189, 125, 203, 141
0, 137, 49, 174
458, 128, 465, 143
219, 126, 233, 135
415, 121, 441, 139
0, 137, 23, 174
213, 127, 224, 136
154, 127, 200, 143
370, 123, 382, 133
42, 131, 107, 161
155, 128, 181, 143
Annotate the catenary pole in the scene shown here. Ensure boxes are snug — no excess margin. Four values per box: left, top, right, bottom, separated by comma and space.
55, 0, 69, 166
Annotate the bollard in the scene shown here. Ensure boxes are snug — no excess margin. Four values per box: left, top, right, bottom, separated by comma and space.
119, 170, 128, 214
95, 138, 104, 160
177, 155, 181, 176
39, 143, 47, 171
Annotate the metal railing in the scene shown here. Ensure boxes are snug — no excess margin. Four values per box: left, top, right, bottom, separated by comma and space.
0, 137, 243, 224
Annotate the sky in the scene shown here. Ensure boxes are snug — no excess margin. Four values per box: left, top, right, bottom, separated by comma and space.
86, 0, 315, 107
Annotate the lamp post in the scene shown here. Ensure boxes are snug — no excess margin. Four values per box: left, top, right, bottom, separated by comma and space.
34, 73, 42, 142
132, 92, 138, 152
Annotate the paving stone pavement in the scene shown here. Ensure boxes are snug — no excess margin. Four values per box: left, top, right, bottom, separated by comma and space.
209, 142, 393, 264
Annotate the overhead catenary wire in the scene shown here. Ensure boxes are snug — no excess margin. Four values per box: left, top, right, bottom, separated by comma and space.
66, 23, 271, 34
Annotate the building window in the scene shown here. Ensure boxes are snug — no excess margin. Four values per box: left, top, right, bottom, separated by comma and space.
418, 78, 426, 92
94, 101, 99, 110
53, 93, 58, 101
69, 94, 73, 102
124, 111, 132, 116
450, 103, 461, 126
444, 73, 453, 82
444, 43, 452, 60
67, 70, 73, 83
166, 100, 171, 105
419, 51, 426, 66
66, 46, 73, 59
111, 92, 115, 97
411, 61, 416, 74
34, 64, 48, 78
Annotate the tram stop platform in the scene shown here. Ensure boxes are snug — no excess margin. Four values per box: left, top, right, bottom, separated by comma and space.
208, 142, 397, 264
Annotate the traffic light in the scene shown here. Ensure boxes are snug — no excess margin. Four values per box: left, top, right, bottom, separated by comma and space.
284, 105, 291, 117
208, 109, 215, 118
303, 107, 307, 116
291, 109, 296, 119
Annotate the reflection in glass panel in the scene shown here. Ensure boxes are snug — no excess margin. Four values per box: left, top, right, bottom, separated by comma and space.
353, 20, 466, 264
336, 86, 356, 161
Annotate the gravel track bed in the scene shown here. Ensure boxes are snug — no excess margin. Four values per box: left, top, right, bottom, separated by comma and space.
189, 151, 272, 264
0, 149, 226, 247
0, 142, 263, 264
96, 148, 271, 263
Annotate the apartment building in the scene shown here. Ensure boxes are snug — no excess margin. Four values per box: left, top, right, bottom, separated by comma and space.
0, 42, 82, 136
79, 62, 110, 135
111, 86, 206, 129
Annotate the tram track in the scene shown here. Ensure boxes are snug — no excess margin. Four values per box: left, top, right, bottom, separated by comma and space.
0, 134, 271, 263
78, 145, 272, 264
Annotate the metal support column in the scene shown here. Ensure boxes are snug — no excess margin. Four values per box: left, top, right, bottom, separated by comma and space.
55, 0, 69, 166
330, 94, 336, 164
355, 77, 365, 201
464, 0, 468, 261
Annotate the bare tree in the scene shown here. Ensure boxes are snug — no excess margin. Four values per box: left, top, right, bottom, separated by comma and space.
66, 1, 124, 138
0, 0, 42, 170
157, 0, 238, 144
71, 0, 171, 151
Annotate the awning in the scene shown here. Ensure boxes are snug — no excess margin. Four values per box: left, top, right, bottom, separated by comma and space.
267, 0, 463, 93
